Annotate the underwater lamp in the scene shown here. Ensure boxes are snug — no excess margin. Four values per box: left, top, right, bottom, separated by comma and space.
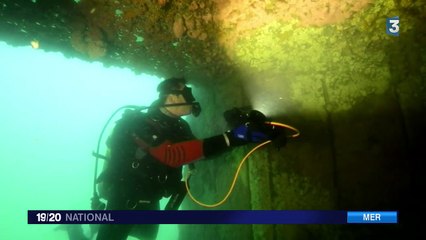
223, 107, 267, 128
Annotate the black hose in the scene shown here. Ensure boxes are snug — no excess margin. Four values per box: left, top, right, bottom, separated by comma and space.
92, 105, 148, 199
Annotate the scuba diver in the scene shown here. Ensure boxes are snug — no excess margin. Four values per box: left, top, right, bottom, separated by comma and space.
94, 77, 283, 240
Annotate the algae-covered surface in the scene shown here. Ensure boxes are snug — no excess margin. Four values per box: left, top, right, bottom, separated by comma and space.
231, 0, 410, 113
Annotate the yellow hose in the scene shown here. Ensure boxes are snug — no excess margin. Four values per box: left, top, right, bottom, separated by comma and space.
185, 121, 300, 208
269, 121, 300, 138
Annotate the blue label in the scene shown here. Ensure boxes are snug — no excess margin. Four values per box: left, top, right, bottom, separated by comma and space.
347, 211, 398, 224
386, 17, 400, 36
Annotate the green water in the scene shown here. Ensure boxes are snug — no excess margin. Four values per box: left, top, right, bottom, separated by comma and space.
0, 41, 178, 240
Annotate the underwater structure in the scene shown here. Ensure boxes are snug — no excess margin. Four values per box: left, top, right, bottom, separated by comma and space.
1, 0, 424, 239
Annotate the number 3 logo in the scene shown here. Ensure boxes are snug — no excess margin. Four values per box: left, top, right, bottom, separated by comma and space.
386, 17, 400, 36
389, 20, 399, 33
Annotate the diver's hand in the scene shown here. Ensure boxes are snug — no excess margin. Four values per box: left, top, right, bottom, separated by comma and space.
226, 122, 282, 146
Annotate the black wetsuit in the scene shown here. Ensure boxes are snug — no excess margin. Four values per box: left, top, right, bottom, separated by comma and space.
96, 106, 195, 240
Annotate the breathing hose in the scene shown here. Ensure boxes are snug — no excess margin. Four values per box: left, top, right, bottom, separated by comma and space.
184, 121, 300, 208
92, 105, 146, 203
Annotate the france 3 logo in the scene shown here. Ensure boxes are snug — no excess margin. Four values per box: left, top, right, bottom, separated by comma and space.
386, 17, 400, 36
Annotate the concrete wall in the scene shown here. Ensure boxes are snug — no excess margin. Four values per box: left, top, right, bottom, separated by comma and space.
179, 1, 424, 239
